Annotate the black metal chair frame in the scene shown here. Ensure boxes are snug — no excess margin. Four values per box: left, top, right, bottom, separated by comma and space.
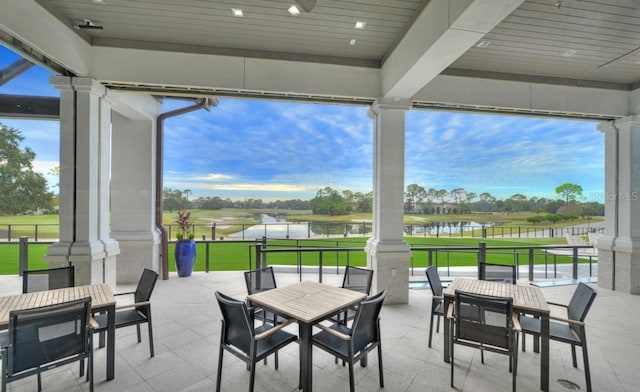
244, 266, 287, 325
448, 290, 521, 392
425, 266, 444, 348
520, 282, 597, 392
1, 297, 95, 392
332, 265, 374, 325
22, 265, 75, 293
479, 261, 517, 284
215, 291, 298, 392
94, 268, 158, 357
312, 290, 386, 392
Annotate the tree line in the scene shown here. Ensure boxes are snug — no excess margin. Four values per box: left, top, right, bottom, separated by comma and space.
403, 182, 603, 216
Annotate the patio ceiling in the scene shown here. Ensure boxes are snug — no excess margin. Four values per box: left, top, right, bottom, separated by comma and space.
3, 0, 640, 118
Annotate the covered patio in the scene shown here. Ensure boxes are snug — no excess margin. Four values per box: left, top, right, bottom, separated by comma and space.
0, 271, 636, 392
2, 0, 640, 300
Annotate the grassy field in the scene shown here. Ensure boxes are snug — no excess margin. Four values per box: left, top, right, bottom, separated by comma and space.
0, 236, 581, 275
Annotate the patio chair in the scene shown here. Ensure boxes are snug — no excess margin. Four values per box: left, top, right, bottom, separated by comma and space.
244, 266, 287, 325
331, 265, 374, 324
22, 265, 75, 293
1, 297, 95, 392
520, 282, 597, 392
449, 290, 521, 392
425, 266, 444, 347
312, 290, 386, 392
479, 262, 516, 284
215, 291, 297, 392
93, 268, 159, 357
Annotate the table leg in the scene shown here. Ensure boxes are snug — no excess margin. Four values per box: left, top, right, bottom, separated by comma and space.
106, 304, 116, 381
540, 314, 550, 391
443, 297, 451, 363
299, 322, 313, 392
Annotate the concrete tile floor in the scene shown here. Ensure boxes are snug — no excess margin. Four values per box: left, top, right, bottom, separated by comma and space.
1, 269, 639, 392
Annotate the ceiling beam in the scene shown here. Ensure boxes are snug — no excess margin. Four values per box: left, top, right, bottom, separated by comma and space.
381, 0, 524, 100
0, 94, 59, 119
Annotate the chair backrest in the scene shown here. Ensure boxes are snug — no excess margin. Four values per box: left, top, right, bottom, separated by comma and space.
350, 290, 386, 353
215, 291, 254, 355
341, 266, 374, 295
479, 262, 516, 285
567, 282, 597, 327
134, 269, 159, 316
454, 290, 514, 350
6, 297, 91, 375
244, 266, 277, 295
425, 266, 443, 297
22, 266, 75, 293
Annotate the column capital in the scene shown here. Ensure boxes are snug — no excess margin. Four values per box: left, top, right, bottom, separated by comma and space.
71, 77, 107, 97
369, 98, 412, 116
50, 76, 74, 92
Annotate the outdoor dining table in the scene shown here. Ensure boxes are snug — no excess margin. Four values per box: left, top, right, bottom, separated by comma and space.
443, 278, 551, 391
0, 283, 117, 381
247, 280, 367, 392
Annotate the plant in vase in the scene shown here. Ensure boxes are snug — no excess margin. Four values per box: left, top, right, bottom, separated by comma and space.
174, 208, 196, 277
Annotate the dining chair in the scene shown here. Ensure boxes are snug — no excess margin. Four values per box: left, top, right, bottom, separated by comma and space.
93, 268, 159, 357
22, 265, 75, 293
331, 265, 374, 324
449, 290, 521, 392
312, 290, 386, 392
520, 282, 597, 392
425, 266, 444, 347
244, 266, 287, 325
215, 291, 298, 392
479, 262, 516, 284
1, 297, 95, 392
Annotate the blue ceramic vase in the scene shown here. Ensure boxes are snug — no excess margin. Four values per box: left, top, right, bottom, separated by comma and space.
175, 240, 196, 277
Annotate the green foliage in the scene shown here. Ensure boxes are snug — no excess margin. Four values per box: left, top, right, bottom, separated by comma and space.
0, 123, 54, 215
555, 183, 584, 206
526, 214, 577, 223
174, 208, 195, 240
310, 186, 352, 215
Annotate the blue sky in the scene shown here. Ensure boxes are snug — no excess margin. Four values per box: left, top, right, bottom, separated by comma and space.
0, 45, 605, 203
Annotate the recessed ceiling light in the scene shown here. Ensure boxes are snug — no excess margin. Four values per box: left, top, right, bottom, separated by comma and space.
231, 8, 244, 17
562, 50, 577, 57
477, 40, 491, 48
288, 5, 301, 16
92, 0, 105, 3
349, 39, 356, 46
355, 21, 366, 29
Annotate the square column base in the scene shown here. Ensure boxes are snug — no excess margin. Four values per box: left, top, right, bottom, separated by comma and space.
365, 239, 412, 304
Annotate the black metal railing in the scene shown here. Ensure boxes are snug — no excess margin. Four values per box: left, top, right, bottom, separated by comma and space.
0, 222, 604, 242
4, 237, 597, 285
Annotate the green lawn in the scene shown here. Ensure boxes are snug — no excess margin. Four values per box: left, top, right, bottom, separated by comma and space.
0, 236, 582, 275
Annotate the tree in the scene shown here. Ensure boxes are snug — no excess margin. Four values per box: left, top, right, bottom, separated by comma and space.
405, 183, 426, 212
310, 187, 351, 215
555, 183, 583, 208
0, 123, 54, 214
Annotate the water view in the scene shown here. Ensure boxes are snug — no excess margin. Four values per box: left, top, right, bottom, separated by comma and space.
227, 214, 494, 239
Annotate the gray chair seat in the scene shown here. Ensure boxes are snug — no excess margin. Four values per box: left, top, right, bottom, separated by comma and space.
519, 317, 581, 344
94, 308, 146, 329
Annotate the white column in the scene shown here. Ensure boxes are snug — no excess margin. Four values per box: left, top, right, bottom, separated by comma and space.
598, 117, 640, 293
110, 111, 161, 284
45, 77, 119, 286
365, 98, 412, 304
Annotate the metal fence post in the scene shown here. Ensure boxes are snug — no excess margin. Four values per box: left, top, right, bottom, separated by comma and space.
529, 247, 535, 281
19, 236, 28, 275
477, 241, 486, 279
